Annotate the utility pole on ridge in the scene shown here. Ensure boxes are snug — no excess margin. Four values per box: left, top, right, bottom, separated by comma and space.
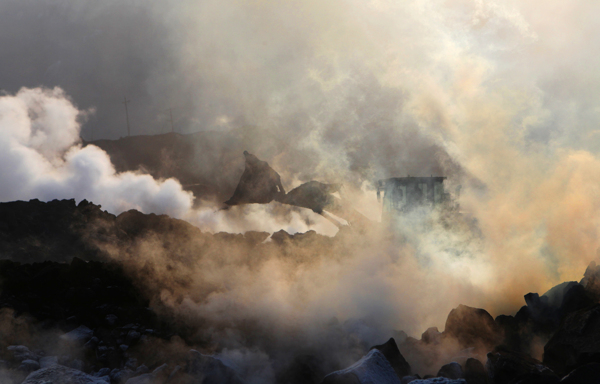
168, 108, 174, 133
123, 96, 131, 136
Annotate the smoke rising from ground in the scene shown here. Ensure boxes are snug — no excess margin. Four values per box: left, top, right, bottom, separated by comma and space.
2, 0, 600, 381
0, 87, 193, 217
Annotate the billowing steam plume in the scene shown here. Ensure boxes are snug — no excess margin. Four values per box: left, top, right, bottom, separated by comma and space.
2, 0, 600, 382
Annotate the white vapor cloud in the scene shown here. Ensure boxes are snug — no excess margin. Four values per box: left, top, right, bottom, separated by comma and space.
0, 87, 194, 217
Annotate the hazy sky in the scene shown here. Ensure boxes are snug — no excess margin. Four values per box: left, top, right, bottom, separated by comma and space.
0, 0, 597, 149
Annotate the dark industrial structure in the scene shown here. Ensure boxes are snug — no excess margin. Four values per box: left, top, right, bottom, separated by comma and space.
377, 176, 449, 218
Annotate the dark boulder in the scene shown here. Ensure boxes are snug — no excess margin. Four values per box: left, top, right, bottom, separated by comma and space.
224, 151, 285, 205
464, 358, 487, 384
580, 261, 600, 300
22, 364, 108, 383
486, 346, 556, 384
370, 338, 412, 379
559, 362, 600, 384
437, 362, 463, 380
422, 327, 442, 345
444, 305, 502, 350
278, 354, 326, 384
408, 378, 466, 383
543, 304, 600, 377
279, 181, 341, 214
186, 350, 245, 384
320, 349, 401, 384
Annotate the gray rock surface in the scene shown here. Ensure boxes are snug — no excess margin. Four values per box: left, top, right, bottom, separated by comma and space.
135, 365, 149, 374
125, 373, 160, 384
39, 356, 59, 368
187, 350, 246, 384
560, 363, 600, 384
94, 368, 111, 377
19, 359, 41, 372
410, 378, 466, 383
437, 362, 464, 380
110, 368, 134, 383
22, 364, 108, 384
401, 376, 420, 383
61, 325, 94, 343
7, 345, 37, 362
106, 314, 118, 325
321, 349, 402, 384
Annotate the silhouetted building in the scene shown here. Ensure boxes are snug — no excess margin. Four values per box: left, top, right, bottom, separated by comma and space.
376, 176, 449, 219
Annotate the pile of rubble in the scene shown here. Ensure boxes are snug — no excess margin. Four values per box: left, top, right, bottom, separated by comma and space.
2, 199, 600, 383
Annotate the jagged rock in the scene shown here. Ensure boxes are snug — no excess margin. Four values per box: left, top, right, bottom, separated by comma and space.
7, 345, 37, 362
85, 337, 99, 350
507, 372, 559, 384
125, 373, 162, 384
168, 365, 183, 380
543, 304, 600, 376
559, 362, 600, 384
224, 151, 285, 205
370, 338, 411, 379
421, 328, 442, 345
94, 368, 111, 377
278, 354, 326, 384
186, 350, 246, 384
409, 378, 466, 383
486, 346, 556, 384
448, 348, 481, 368
279, 181, 341, 214
39, 356, 58, 368
320, 349, 401, 384
444, 305, 502, 350
125, 358, 138, 370
437, 362, 463, 380
152, 364, 169, 376
463, 358, 487, 384
401, 376, 420, 384
581, 261, 600, 300
126, 330, 141, 344
111, 368, 134, 383
19, 359, 41, 372
22, 364, 108, 383
243, 231, 270, 245
69, 359, 84, 371
106, 314, 118, 325
136, 364, 149, 374
61, 325, 94, 343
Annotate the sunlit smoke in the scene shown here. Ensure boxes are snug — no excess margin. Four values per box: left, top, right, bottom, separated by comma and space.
2, 0, 600, 381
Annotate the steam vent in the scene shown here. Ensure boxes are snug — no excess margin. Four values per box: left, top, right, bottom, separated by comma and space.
376, 176, 449, 219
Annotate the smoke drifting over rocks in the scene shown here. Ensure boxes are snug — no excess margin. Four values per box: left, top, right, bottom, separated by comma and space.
0, 87, 193, 218
2, 200, 600, 383
2, 0, 600, 383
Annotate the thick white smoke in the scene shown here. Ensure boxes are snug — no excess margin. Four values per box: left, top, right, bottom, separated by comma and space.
0, 86, 336, 235
0, 87, 193, 217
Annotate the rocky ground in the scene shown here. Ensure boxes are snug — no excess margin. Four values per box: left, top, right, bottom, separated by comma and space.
2, 199, 600, 383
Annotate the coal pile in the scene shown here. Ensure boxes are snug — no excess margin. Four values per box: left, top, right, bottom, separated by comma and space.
2, 199, 600, 384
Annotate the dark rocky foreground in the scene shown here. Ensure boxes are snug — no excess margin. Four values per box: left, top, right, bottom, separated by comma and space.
2, 199, 600, 383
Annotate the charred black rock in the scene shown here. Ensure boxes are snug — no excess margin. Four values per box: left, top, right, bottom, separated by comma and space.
444, 305, 502, 352
485, 346, 556, 384
369, 338, 411, 379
